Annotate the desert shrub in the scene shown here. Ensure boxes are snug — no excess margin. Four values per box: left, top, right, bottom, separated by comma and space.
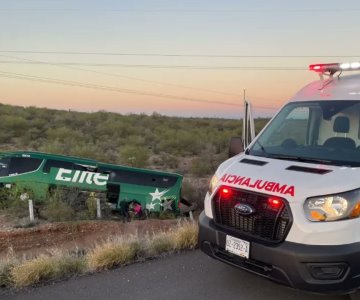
1, 220, 200, 288
11, 256, 57, 287
158, 153, 178, 169
0, 103, 271, 169
68, 145, 102, 161
120, 145, 149, 168
157, 130, 203, 156
191, 158, 213, 177
1, 186, 35, 218
41, 200, 75, 222
41, 190, 75, 221
10, 255, 86, 287
0, 187, 11, 210
181, 180, 207, 210
0, 262, 15, 288
181, 181, 196, 201
55, 256, 86, 277
87, 238, 140, 270
171, 222, 198, 250
2, 115, 28, 137
38, 140, 68, 155
146, 233, 175, 256
0, 131, 13, 144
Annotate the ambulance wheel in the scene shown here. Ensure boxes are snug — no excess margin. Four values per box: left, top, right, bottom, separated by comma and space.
350, 291, 360, 300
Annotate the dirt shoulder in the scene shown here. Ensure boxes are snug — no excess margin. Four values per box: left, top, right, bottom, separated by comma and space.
0, 218, 179, 259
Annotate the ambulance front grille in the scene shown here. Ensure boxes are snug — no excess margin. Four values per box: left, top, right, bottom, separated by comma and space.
213, 188, 292, 243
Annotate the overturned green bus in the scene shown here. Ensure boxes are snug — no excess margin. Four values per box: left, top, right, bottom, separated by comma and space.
0, 151, 183, 214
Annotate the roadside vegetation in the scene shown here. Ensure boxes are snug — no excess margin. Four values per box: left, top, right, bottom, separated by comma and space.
0, 103, 268, 289
0, 103, 269, 174
0, 221, 198, 288
0, 103, 269, 212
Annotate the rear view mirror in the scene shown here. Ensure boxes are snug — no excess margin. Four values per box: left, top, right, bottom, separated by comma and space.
229, 137, 244, 158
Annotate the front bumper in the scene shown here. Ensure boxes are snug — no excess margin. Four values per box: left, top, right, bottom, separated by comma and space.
199, 211, 360, 294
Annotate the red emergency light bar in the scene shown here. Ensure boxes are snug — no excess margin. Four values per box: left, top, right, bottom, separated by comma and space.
309, 62, 360, 74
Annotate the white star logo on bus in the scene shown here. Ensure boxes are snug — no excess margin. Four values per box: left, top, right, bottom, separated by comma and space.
146, 202, 156, 211
149, 188, 169, 202
162, 199, 174, 211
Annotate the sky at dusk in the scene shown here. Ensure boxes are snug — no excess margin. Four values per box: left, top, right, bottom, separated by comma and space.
0, 0, 360, 118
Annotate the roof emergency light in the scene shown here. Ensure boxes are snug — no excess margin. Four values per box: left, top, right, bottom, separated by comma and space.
309, 62, 360, 74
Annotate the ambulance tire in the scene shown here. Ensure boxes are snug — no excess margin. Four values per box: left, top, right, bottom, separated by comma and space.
350, 291, 360, 300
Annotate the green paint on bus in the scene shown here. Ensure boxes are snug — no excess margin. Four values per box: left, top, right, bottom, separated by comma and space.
0, 151, 183, 214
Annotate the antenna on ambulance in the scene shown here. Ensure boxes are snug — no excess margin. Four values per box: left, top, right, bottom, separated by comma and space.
242, 89, 255, 148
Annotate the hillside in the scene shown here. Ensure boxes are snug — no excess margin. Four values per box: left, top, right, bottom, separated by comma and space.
0, 103, 270, 177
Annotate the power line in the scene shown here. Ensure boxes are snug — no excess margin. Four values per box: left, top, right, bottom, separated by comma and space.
0, 54, 279, 106
0, 8, 359, 13
0, 54, 289, 101
0, 54, 244, 98
0, 71, 238, 107
0, 51, 358, 58
0, 71, 276, 110
0, 61, 306, 70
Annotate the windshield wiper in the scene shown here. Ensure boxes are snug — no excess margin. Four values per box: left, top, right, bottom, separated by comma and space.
268, 154, 332, 164
248, 140, 268, 156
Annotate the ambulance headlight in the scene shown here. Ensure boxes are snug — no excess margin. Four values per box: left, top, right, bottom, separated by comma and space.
208, 174, 219, 195
304, 189, 360, 222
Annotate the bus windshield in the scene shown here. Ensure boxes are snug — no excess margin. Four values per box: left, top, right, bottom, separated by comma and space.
0, 157, 10, 177
248, 100, 360, 167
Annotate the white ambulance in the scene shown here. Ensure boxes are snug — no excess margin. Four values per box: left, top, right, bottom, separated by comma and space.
199, 62, 360, 294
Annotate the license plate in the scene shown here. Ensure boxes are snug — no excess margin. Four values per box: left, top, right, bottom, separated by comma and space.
225, 235, 250, 259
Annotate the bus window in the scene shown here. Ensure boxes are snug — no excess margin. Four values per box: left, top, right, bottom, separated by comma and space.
8, 157, 42, 175
101, 168, 178, 188
0, 157, 10, 177
73, 163, 97, 172
43, 159, 73, 173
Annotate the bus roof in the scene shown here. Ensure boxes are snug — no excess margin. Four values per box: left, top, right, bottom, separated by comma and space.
0, 151, 97, 165
99, 162, 182, 178
0, 150, 182, 178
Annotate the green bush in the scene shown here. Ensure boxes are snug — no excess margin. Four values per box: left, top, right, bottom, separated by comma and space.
42, 200, 75, 222
120, 145, 149, 168
158, 153, 178, 169
191, 158, 213, 177
41, 190, 75, 222
0, 186, 35, 218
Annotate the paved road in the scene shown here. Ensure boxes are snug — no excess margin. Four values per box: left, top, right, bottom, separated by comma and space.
1, 250, 350, 300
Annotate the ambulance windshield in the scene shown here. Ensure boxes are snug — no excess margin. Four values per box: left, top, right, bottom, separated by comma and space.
248, 100, 360, 167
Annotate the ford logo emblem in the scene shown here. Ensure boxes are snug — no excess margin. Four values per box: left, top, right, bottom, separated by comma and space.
234, 203, 255, 216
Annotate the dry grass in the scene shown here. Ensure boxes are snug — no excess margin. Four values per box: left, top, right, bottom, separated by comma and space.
171, 221, 199, 250
2, 220, 199, 288
0, 247, 18, 288
0, 262, 14, 288
87, 238, 140, 270
145, 232, 175, 257
10, 254, 86, 288
87, 221, 198, 270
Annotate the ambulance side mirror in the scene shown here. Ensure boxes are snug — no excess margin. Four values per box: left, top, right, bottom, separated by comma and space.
228, 137, 244, 158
